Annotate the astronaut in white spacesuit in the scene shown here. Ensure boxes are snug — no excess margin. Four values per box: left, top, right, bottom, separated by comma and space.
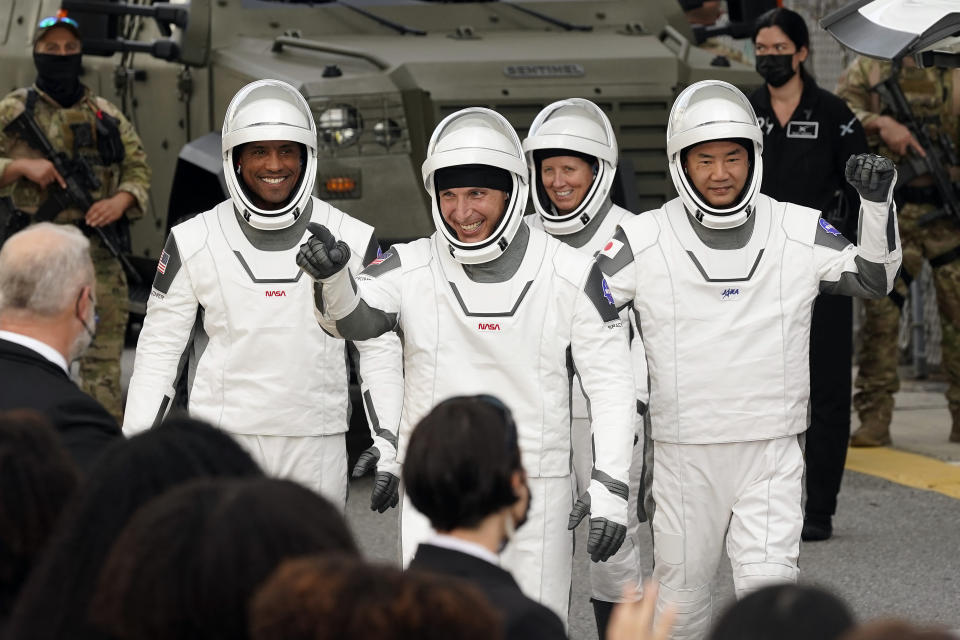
522, 98, 647, 636
596, 80, 901, 639
123, 79, 402, 507
296, 107, 636, 621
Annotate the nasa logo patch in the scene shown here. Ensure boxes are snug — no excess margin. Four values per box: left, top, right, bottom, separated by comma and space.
601, 278, 615, 306
819, 218, 842, 237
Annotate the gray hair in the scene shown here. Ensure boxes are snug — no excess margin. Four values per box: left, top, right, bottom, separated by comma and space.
0, 223, 94, 317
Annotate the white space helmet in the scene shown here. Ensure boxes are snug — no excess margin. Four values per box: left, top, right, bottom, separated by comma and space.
667, 80, 763, 229
421, 107, 529, 265
222, 79, 318, 230
522, 98, 618, 235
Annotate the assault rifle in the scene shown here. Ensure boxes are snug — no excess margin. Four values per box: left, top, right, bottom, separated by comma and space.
872, 57, 960, 225
3, 106, 143, 285
0, 196, 29, 248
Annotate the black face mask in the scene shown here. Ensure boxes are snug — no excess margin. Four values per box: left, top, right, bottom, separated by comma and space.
34, 52, 84, 107
755, 54, 796, 88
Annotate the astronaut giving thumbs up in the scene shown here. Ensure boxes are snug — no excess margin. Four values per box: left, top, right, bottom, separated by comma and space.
298, 107, 636, 622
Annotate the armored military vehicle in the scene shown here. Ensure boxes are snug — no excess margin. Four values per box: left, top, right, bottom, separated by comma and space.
1, 0, 761, 284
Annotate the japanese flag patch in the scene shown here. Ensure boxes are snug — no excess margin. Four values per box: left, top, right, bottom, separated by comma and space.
599, 238, 624, 259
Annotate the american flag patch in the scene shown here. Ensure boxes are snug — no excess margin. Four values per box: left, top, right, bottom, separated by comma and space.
157, 250, 170, 275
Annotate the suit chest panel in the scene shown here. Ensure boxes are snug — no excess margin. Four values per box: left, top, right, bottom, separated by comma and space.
193, 205, 314, 332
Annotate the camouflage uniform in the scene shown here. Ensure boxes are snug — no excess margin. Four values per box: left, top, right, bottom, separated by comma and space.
837, 57, 960, 444
0, 85, 151, 422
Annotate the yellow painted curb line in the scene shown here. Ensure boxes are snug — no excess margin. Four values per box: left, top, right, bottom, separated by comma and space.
846, 447, 960, 500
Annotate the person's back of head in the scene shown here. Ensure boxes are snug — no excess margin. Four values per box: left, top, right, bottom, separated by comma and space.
708, 584, 855, 640
0, 223, 93, 322
0, 409, 79, 620
403, 394, 523, 532
5, 417, 262, 640
92, 476, 359, 640
250, 554, 503, 640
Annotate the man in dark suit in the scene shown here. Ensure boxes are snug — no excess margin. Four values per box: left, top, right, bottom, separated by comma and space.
403, 395, 567, 640
0, 223, 121, 472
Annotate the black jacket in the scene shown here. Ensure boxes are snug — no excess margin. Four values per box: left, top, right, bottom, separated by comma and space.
749, 73, 869, 241
408, 543, 567, 640
0, 338, 121, 473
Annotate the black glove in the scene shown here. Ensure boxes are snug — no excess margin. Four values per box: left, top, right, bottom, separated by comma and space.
296, 222, 352, 280
845, 153, 897, 203
568, 491, 627, 562
351, 446, 399, 513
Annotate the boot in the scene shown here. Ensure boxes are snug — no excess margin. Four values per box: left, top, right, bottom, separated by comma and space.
850, 421, 892, 447
801, 514, 833, 542
592, 599, 615, 640
950, 404, 960, 443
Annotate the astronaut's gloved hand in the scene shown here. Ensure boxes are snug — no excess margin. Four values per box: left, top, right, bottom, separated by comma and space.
846, 153, 897, 203
568, 477, 628, 562
351, 445, 400, 513
297, 222, 352, 281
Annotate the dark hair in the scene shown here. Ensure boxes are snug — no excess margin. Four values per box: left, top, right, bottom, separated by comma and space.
403, 394, 522, 532
250, 554, 502, 640
708, 584, 854, 640
752, 7, 809, 51
92, 477, 359, 640
5, 417, 262, 640
0, 410, 79, 619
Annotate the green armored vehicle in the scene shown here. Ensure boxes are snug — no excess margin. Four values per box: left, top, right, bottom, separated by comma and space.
0, 0, 760, 285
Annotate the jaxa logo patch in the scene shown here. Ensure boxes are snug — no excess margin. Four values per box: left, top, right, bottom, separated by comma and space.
601, 278, 616, 306
720, 287, 741, 301
819, 218, 842, 237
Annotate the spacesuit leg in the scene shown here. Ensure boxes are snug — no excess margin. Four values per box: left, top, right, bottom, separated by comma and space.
501, 475, 575, 623
231, 434, 348, 508
651, 442, 732, 640
727, 436, 803, 598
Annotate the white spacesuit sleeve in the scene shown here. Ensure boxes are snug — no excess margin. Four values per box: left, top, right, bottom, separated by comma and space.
815, 195, 901, 298
570, 261, 636, 526
123, 232, 200, 434
314, 249, 403, 341
595, 227, 647, 412
343, 239, 404, 472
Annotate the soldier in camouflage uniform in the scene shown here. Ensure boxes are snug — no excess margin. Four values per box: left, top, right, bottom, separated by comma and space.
837, 56, 960, 445
0, 15, 151, 422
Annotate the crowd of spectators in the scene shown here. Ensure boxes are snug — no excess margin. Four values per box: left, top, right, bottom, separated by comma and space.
1, 400, 955, 640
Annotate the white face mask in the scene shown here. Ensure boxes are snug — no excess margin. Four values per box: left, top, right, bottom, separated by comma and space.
69, 293, 97, 362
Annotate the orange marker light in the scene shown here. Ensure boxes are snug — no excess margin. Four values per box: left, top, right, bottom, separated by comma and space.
325, 177, 357, 193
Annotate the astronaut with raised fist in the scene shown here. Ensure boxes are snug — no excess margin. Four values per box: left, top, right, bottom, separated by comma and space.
596, 80, 901, 639
297, 107, 636, 622
125, 79, 402, 507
